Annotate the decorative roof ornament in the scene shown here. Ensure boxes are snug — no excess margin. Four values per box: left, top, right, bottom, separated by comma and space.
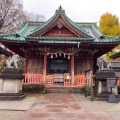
57, 21, 63, 29
55, 5, 65, 14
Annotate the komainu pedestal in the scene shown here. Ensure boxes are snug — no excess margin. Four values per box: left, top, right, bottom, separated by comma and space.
0, 68, 26, 100
93, 70, 120, 102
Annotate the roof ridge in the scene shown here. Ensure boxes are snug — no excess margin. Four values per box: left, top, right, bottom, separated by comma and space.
16, 22, 29, 37
0, 33, 15, 37
75, 22, 97, 24
102, 35, 119, 39
91, 25, 102, 37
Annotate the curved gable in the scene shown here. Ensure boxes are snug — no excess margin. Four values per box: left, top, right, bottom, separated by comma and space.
28, 6, 93, 38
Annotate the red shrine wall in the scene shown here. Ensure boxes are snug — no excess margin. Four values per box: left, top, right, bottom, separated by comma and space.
26, 58, 91, 75
27, 59, 43, 74
74, 59, 90, 75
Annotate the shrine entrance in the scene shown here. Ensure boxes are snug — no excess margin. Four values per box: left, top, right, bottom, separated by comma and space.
47, 57, 70, 85
49, 59, 70, 74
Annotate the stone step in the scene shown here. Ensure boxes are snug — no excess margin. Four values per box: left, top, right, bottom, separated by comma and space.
45, 86, 81, 93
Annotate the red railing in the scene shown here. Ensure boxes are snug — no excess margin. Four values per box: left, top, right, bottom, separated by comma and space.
23, 73, 120, 87
46, 75, 54, 86
23, 73, 43, 84
23, 73, 54, 86
75, 75, 84, 87
64, 74, 71, 86
75, 75, 93, 87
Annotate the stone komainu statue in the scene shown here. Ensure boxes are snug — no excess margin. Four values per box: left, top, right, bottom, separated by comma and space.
97, 56, 111, 70
6, 54, 20, 68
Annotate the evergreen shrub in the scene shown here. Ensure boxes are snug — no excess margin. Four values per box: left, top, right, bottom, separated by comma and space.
22, 84, 45, 93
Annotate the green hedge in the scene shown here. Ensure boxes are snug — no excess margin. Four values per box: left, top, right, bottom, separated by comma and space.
22, 84, 45, 93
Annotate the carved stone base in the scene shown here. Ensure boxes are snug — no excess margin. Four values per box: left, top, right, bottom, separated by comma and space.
0, 68, 25, 100
0, 67, 24, 79
0, 90, 26, 100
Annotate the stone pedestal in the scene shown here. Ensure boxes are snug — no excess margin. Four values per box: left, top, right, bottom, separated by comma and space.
97, 81, 118, 95
0, 68, 26, 100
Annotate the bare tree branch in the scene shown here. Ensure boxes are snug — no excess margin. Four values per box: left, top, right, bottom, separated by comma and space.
0, 0, 46, 34
26, 12, 46, 22
0, 0, 27, 33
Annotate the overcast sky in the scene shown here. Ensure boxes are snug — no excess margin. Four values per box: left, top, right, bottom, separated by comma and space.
22, 0, 120, 24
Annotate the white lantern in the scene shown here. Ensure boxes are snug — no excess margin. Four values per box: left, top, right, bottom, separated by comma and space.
68, 55, 70, 59
56, 53, 57, 57
51, 54, 53, 58
59, 52, 61, 56
64, 53, 65, 57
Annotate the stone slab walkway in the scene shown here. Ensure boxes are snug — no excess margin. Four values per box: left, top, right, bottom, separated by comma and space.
19, 93, 120, 120
0, 93, 120, 120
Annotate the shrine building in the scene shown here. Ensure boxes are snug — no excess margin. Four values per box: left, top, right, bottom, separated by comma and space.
0, 6, 120, 87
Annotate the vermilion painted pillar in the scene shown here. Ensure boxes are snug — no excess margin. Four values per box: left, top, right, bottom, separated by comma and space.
43, 52, 47, 85
71, 54, 74, 85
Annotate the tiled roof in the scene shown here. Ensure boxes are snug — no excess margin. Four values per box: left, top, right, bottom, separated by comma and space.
76, 23, 120, 43
0, 33, 26, 41
0, 6, 120, 44
26, 36, 94, 43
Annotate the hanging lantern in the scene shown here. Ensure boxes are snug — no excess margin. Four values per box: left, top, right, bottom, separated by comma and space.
64, 53, 65, 57
78, 43, 79, 48
47, 52, 49, 55
51, 54, 53, 58
59, 52, 61, 56
68, 55, 70, 59
56, 53, 57, 57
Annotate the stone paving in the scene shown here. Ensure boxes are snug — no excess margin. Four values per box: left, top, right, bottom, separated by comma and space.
19, 93, 120, 120
0, 93, 120, 120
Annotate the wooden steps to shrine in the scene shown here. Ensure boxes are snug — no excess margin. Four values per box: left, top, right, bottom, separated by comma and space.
45, 86, 81, 93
